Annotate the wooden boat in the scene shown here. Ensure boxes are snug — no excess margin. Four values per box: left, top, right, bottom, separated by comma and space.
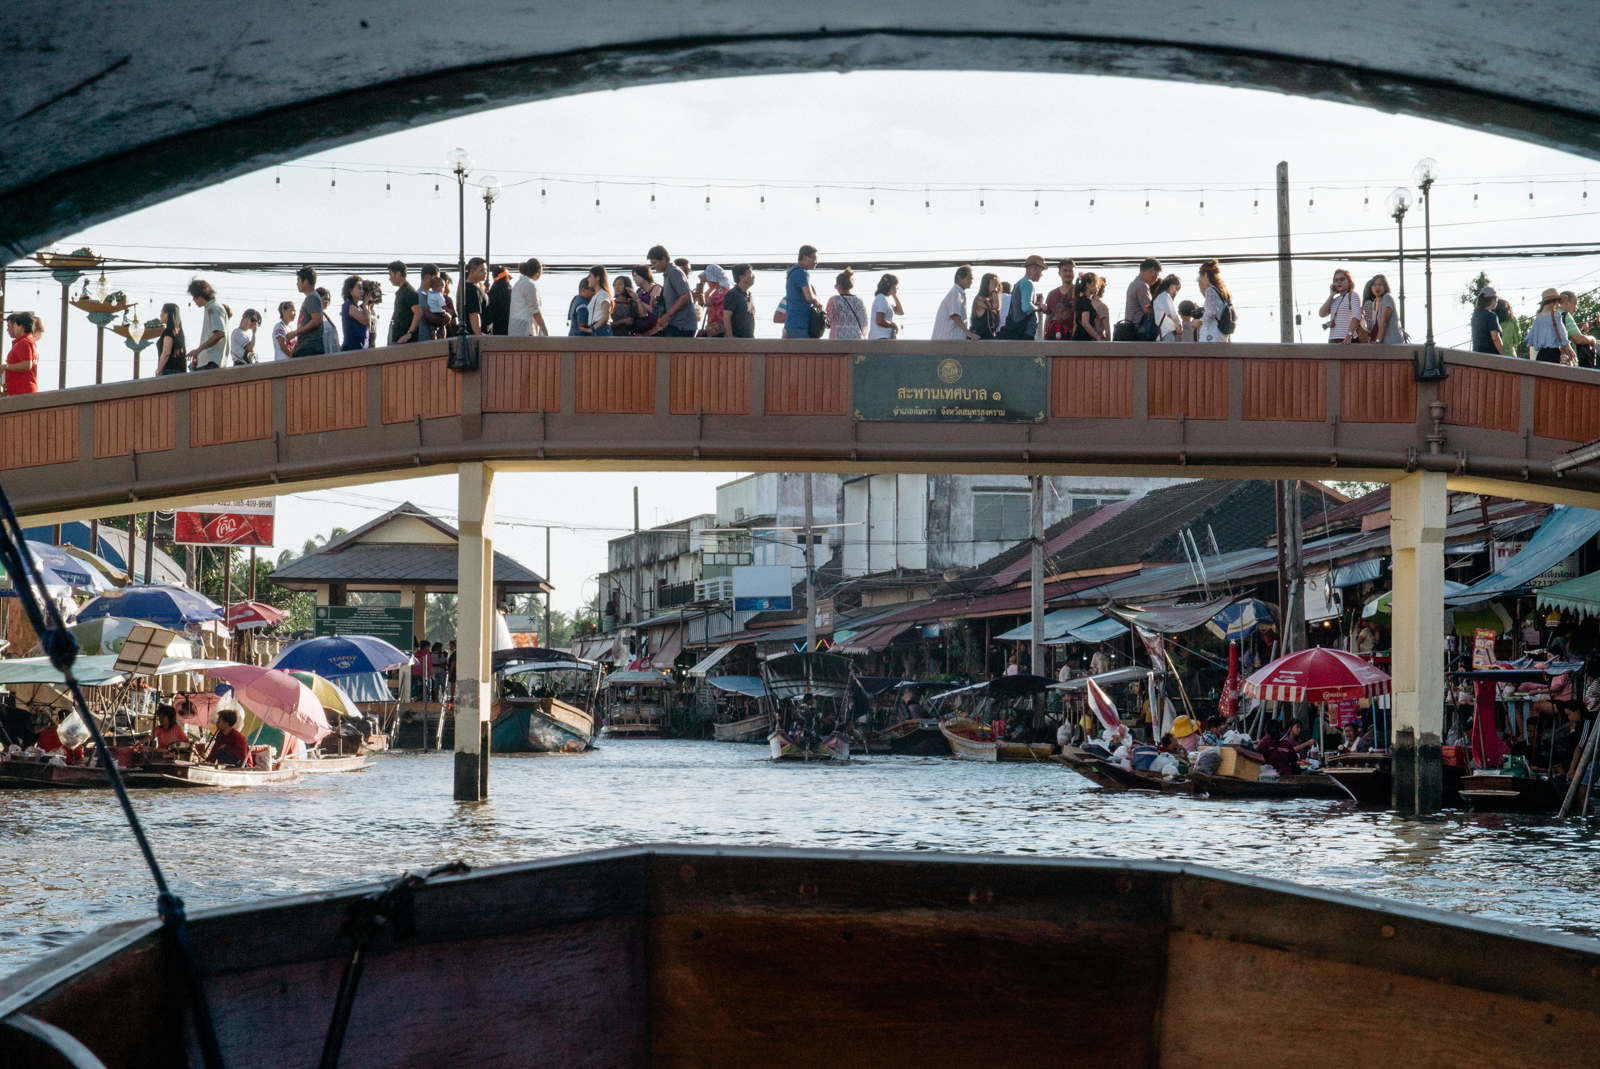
490, 696, 594, 753
768, 728, 849, 763
1458, 770, 1570, 813
712, 712, 774, 743
7, 845, 1600, 1069
1322, 752, 1466, 807
1189, 771, 1348, 800
0, 758, 171, 790
600, 669, 673, 739
939, 716, 997, 762
996, 740, 1053, 763
279, 754, 376, 774
1053, 753, 1194, 794
141, 759, 299, 788
861, 718, 949, 756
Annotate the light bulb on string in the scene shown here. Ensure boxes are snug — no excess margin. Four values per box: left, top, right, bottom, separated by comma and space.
815, 186, 821, 212
385, 173, 392, 198
869, 186, 876, 213
540, 181, 547, 204
1087, 189, 1095, 213
924, 188, 932, 216
979, 188, 986, 215
1529, 182, 1535, 209
704, 184, 711, 212
650, 183, 657, 210
1033, 191, 1040, 216
434, 182, 440, 199
1307, 189, 1315, 214
274, 167, 281, 192
329, 169, 337, 196
759, 185, 766, 211
1143, 190, 1150, 215
1363, 187, 1370, 211
1473, 183, 1479, 209
1198, 190, 1205, 216
594, 183, 602, 213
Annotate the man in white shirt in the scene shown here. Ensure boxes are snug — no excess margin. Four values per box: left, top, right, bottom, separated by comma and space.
1090, 645, 1115, 676
509, 258, 548, 337
187, 278, 228, 369
931, 265, 979, 341
228, 309, 259, 365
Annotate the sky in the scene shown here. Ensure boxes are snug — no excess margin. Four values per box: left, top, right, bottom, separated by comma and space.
14, 70, 1600, 613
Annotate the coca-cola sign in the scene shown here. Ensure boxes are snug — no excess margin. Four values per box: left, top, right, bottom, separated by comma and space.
174, 498, 275, 547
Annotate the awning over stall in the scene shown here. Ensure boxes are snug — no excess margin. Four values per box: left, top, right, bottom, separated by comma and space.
707, 675, 767, 698
1538, 570, 1600, 619
1329, 558, 1383, 587
995, 608, 1104, 642
1105, 597, 1238, 635
832, 622, 912, 655
1445, 507, 1600, 606
687, 643, 737, 677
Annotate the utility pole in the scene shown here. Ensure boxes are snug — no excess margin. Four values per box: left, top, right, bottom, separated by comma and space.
804, 474, 817, 653
632, 486, 642, 641
143, 513, 154, 586
545, 526, 552, 650
1276, 161, 1293, 343
1029, 476, 1045, 683
1274, 483, 1288, 652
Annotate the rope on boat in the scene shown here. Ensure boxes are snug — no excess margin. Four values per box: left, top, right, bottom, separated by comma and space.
319, 860, 471, 1069
0, 483, 227, 1069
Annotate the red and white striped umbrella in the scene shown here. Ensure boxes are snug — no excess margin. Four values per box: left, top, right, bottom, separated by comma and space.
1243, 647, 1391, 704
225, 600, 286, 630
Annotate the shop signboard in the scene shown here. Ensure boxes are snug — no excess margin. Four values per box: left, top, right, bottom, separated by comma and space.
851, 353, 1047, 423
732, 565, 793, 612
175, 498, 275, 546
313, 605, 413, 649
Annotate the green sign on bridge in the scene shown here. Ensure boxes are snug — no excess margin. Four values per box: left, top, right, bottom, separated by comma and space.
313, 605, 414, 649
851, 353, 1047, 423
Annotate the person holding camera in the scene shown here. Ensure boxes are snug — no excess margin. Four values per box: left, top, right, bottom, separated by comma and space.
1319, 269, 1360, 344
340, 275, 371, 351
229, 309, 260, 365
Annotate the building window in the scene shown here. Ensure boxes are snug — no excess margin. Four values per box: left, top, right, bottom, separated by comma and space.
973, 492, 1031, 542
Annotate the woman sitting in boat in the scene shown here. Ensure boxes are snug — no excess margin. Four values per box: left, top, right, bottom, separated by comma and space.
1170, 716, 1200, 753
1336, 723, 1371, 754
147, 705, 189, 750
1254, 725, 1299, 779
203, 709, 252, 768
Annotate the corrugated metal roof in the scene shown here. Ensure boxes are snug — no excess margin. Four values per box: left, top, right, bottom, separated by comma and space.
271, 542, 548, 590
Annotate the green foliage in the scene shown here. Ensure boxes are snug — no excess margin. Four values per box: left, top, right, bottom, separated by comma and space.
1329, 480, 1384, 500
1459, 270, 1493, 308
946, 617, 986, 679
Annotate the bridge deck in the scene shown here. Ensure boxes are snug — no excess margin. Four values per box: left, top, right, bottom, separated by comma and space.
2, 339, 1596, 523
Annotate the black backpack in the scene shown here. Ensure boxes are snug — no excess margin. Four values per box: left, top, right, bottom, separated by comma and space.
1217, 293, 1238, 336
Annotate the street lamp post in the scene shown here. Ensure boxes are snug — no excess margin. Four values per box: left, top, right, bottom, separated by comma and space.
480, 177, 500, 266
1385, 187, 1413, 334
1413, 157, 1444, 378
446, 148, 474, 354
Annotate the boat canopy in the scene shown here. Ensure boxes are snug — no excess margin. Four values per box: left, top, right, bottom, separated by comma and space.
924, 674, 1053, 708
493, 646, 584, 668
1050, 665, 1154, 692
502, 659, 593, 676
852, 676, 904, 696
707, 675, 767, 698
602, 669, 673, 688
760, 652, 853, 701
686, 643, 737, 677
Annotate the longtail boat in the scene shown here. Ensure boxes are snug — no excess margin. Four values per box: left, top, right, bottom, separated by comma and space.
712, 712, 773, 743
862, 718, 949, 756
0, 757, 171, 790
279, 754, 376, 774
4, 846, 1599, 1068
1053, 752, 1194, 794
768, 728, 849, 763
1190, 771, 1348, 800
141, 759, 299, 788
925, 675, 1055, 762
939, 715, 998, 762
490, 696, 595, 753
1458, 770, 1571, 813
1322, 752, 1466, 807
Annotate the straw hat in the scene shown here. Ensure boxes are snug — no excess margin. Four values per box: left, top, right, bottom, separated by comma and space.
1171, 715, 1198, 739
1024, 254, 1047, 269
1539, 287, 1562, 307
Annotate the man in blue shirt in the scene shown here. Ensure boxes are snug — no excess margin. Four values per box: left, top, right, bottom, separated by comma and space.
1000, 255, 1047, 340
642, 245, 698, 337
784, 245, 823, 339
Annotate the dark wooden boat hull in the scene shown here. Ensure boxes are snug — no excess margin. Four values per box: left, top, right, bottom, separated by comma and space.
1053, 754, 1193, 794
712, 713, 773, 743
1323, 755, 1467, 808
6, 846, 1600, 1069
1190, 772, 1347, 800
0, 759, 171, 790
1458, 772, 1571, 813
491, 699, 594, 753
879, 720, 950, 756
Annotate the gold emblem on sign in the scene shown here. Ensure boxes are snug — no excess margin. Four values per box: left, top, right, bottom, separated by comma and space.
937, 358, 962, 383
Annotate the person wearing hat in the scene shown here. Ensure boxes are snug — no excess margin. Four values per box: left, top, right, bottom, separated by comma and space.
1526, 288, 1576, 364
697, 264, 732, 337
1470, 286, 1504, 355
998, 255, 1048, 340
1170, 714, 1200, 753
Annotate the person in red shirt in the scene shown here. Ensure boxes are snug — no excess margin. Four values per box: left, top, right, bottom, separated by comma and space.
204, 709, 252, 767
4, 312, 38, 395
34, 721, 84, 764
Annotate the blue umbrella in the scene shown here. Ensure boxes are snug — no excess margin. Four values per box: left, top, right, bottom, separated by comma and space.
270, 635, 411, 677
1206, 598, 1275, 641
76, 585, 224, 628
1, 541, 109, 594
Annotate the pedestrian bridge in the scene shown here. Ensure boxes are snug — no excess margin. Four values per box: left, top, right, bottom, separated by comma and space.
3, 339, 1599, 525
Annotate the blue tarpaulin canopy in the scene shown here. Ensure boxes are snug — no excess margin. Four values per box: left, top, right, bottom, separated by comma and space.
708, 675, 767, 698
1329, 558, 1383, 587
1045, 616, 1129, 645
1445, 507, 1600, 606
996, 607, 1126, 644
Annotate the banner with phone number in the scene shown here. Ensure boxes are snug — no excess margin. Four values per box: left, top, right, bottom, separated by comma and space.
174, 499, 275, 547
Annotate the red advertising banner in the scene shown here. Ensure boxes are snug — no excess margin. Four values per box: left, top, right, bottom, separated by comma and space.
174, 499, 276, 547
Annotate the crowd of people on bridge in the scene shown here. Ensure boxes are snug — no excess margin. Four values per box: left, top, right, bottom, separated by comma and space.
3, 245, 1596, 396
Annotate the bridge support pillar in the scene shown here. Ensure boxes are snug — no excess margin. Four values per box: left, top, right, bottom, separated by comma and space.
1388, 471, 1447, 816
454, 462, 495, 801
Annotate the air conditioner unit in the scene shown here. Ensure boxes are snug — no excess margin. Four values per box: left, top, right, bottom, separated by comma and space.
694, 577, 735, 603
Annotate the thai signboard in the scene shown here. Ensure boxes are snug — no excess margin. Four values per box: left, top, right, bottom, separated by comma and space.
851, 354, 1047, 422
175, 498, 275, 546
313, 605, 413, 649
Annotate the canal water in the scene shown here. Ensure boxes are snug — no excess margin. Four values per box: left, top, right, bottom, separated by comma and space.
4, 741, 1600, 970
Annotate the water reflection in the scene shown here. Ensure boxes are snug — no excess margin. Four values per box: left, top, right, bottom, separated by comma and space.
2, 742, 1598, 968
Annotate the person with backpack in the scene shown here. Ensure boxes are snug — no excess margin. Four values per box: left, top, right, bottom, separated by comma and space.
997, 255, 1047, 340
784, 245, 825, 339
1115, 259, 1162, 341
1198, 259, 1236, 343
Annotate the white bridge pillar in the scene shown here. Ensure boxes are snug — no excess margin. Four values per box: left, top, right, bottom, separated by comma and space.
454, 462, 495, 801
1388, 471, 1447, 815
